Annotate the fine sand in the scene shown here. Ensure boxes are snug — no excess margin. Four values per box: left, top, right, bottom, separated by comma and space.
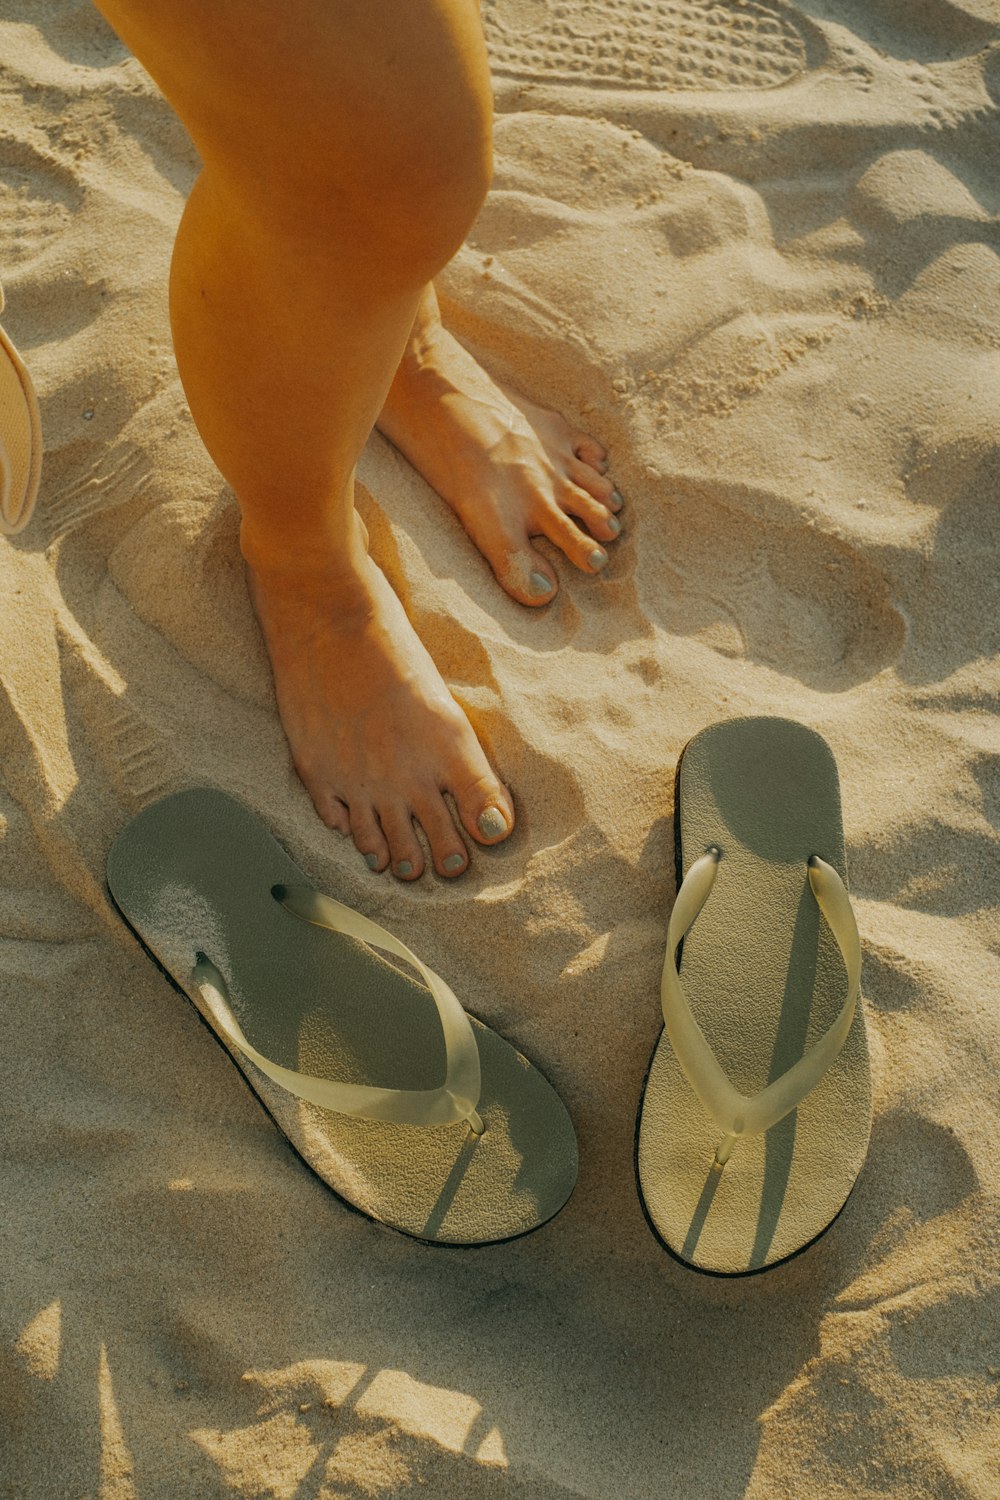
3, 1, 999, 1495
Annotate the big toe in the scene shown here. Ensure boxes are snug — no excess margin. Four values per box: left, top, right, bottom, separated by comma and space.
454, 772, 515, 847
495, 545, 559, 608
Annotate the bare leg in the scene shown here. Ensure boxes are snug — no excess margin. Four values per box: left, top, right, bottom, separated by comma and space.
378, 283, 626, 605
92, 0, 514, 879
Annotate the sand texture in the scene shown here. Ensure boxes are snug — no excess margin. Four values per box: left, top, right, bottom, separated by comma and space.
3, 0, 1000, 1495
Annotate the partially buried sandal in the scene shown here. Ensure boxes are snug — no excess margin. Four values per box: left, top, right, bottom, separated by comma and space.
107, 788, 578, 1244
637, 717, 872, 1274
0, 282, 42, 538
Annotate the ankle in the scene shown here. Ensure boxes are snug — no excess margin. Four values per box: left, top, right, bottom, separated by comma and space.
239, 508, 369, 582
244, 551, 382, 637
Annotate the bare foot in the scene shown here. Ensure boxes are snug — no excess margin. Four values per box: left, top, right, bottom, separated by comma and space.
377, 317, 624, 606
245, 536, 514, 880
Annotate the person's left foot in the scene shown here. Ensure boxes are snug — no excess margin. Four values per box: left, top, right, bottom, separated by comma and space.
377, 293, 624, 606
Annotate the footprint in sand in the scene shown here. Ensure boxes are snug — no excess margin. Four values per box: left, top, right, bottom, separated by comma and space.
645, 479, 905, 688
850, 149, 1000, 290
67, 660, 184, 809
482, 0, 811, 92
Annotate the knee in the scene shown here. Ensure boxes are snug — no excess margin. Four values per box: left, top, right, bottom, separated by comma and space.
340, 85, 493, 282
217, 16, 494, 285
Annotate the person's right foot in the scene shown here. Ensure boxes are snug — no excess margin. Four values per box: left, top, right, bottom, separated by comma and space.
245, 542, 514, 880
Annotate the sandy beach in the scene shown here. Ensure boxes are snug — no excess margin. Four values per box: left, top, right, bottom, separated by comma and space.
3, 0, 999, 1494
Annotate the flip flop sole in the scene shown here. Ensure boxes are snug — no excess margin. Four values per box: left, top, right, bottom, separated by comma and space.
637, 717, 872, 1274
107, 788, 578, 1245
0, 313, 42, 537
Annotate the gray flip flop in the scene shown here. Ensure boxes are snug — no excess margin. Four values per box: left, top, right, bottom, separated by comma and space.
637, 717, 872, 1274
0, 283, 42, 538
107, 788, 578, 1245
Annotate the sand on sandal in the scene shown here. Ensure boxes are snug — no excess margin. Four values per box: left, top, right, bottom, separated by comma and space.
2, 1, 999, 1496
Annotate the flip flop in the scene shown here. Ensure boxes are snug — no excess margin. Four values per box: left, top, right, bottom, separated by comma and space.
107, 788, 578, 1245
0, 284, 42, 537
637, 716, 872, 1274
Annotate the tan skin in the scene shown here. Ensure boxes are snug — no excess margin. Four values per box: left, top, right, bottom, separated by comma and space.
92, 0, 623, 880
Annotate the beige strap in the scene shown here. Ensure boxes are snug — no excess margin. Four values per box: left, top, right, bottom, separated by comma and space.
661, 849, 861, 1167
192, 883, 483, 1133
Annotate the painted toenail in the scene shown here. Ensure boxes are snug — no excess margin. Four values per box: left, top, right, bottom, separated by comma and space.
364, 852, 379, 870
478, 806, 509, 839
443, 853, 465, 873
395, 860, 414, 877
590, 548, 608, 570
611, 489, 625, 510
607, 515, 622, 536
529, 571, 553, 597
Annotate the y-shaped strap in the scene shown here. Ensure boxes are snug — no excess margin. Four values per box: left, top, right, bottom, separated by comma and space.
192, 884, 484, 1134
661, 849, 861, 1167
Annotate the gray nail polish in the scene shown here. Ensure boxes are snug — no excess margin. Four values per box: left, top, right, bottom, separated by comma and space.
529, 571, 553, 597
590, 548, 608, 571
396, 860, 414, 877
364, 852, 379, 870
607, 515, 622, 536
611, 488, 625, 509
478, 806, 508, 839
443, 853, 465, 873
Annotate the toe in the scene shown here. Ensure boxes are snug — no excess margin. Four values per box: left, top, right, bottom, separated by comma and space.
314, 789, 351, 838
412, 790, 470, 878
495, 544, 559, 608
560, 480, 624, 545
567, 458, 622, 511
349, 800, 390, 874
572, 432, 609, 472
457, 508, 559, 608
378, 801, 425, 881
540, 507, 612, 575
452, 771, 515, 847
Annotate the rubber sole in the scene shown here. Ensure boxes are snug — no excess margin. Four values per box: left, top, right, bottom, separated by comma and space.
106, 788, 579, 1247
636, 717, 872, 1274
